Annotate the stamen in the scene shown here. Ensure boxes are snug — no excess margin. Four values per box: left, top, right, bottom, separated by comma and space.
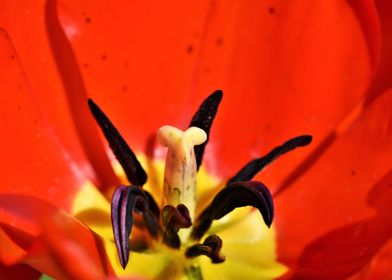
227, 135, 312, 185
162, 204, 192, 248
191, 181, 273, 240
157, 125, 207, 222
111, 185, 160, 268
189, 90, 223, 170
88, 99, 147, 186
185, 234, 225, 263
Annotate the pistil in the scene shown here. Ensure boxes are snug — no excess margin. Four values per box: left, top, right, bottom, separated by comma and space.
157, 125, 207, 229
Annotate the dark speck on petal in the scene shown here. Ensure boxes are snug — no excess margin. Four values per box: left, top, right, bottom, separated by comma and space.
186, 44, 194, 55
216, 37, 223, 47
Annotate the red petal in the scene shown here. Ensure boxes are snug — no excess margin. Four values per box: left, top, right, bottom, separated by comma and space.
58, 1, 375, 189
27, 211, 114, 279
0, 227, 31, 266
0, 194, 61, 266
0, 28, 86, 209
0, 2, 104, 185
0, 263, 41, 280
275, 88, 392, 278
348, 239, 392, 280
0, 194, 115, 279
57, 0, 213, 153
367, 0, 392, 102
348, 0, 381, 71
1, 1, 379, 189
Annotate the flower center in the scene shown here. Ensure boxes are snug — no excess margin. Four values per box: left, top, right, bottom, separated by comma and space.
71, 156, 289, 279
78, 90, 311, 279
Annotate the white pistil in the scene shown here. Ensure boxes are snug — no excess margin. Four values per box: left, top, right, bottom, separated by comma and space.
157, 125, 207, 224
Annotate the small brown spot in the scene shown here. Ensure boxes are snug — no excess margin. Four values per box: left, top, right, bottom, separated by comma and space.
83, 63, 89, 68
186, 44, 194, 55
351, 170, 356, 176
216, 37, 223, 47
101, 54, 108, 61
122, 85, 128, 92
17, 106, 22, 110
10, 54, 15, 60
85, 17, 92, 24
265, 123, 272, 131
268, 6, 276, 15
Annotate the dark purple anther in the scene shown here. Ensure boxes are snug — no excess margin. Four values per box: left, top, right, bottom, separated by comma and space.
189, 90, 223, 170
111, 185, 160, 268
88, 99, 147, 186
162, 204, 192, 248
185, 234, 225, 263
227, 135, 312, 185
191, 181, 274, 240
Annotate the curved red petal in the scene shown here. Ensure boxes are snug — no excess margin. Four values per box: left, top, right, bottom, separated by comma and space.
58, 1, 374, 189
275, 88, 392, 278
348, 239, 392, 280
348, 0, 381, 71
367, 0, 392, 103
27, 211, 114, 279
0, 194, 114, 279
0, 263, 40, 280
0, 28, 86, 210
0, 227, 28, 265
0, 2, 99, 184
57, 0, 213, 153
0, 193, 63, 269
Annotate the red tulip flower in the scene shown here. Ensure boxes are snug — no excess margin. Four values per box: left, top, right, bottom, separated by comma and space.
1, 1, 392, 279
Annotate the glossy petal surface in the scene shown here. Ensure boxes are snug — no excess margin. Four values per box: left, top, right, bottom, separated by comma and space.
57, 1, 375, 193
0, 29, 86, 210
0, 1, 100, 183
0, 194, 114, 279
1, 1, 380, 190
275, 89, 392, 278
367, 0, 392, 102
348, 239, 392, 280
